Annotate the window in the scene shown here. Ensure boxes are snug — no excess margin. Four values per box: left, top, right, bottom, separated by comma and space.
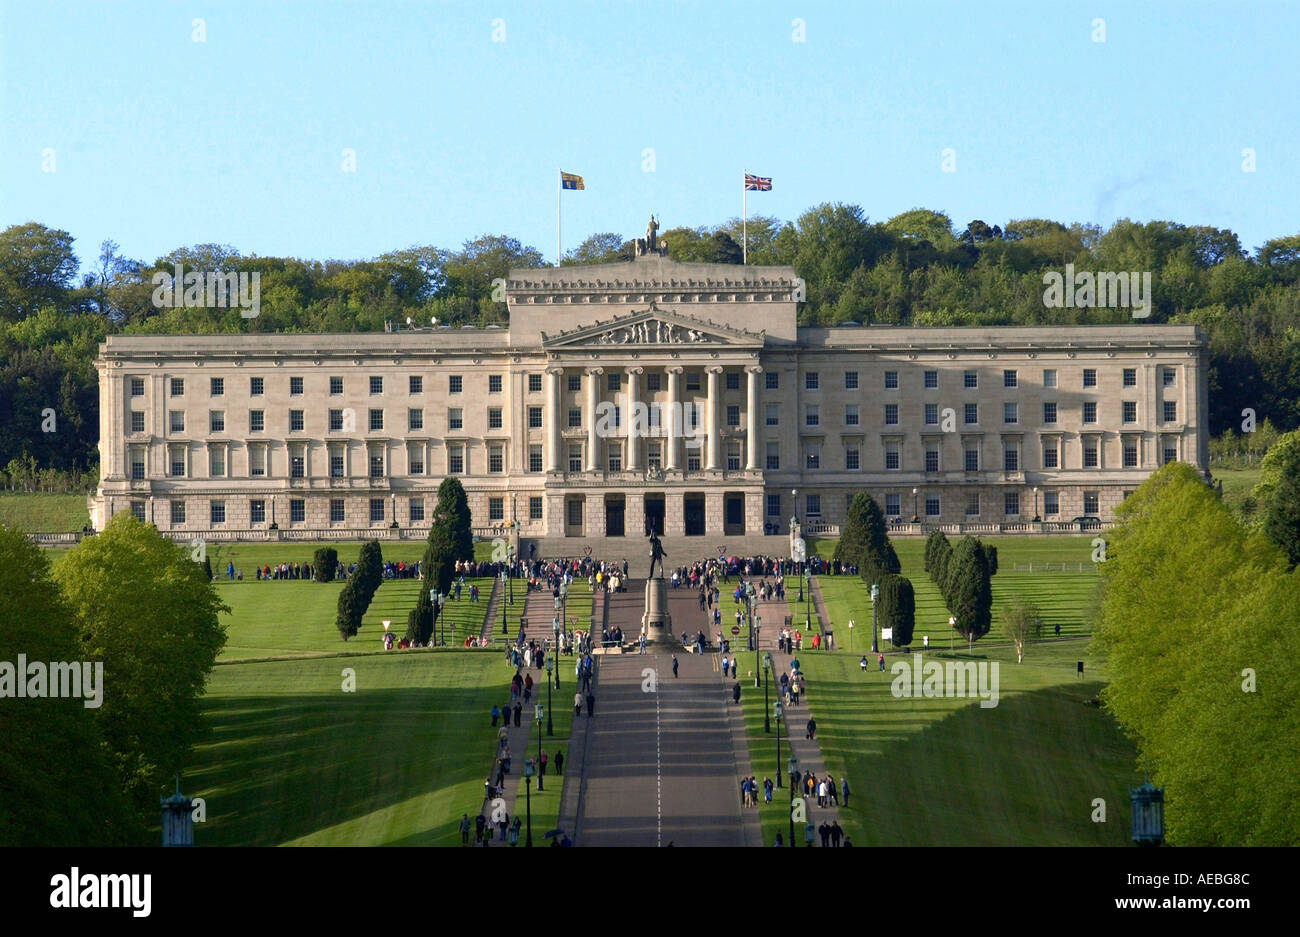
330, 499, 345, 523
568, 408, 582, 428
1044, 491, 1059, 515
127, 501, 145, 522
1004, 446, 1019, 471
410, 498, 425, 522
1083, 441, 1098, 468
369, 499, 384, 523
964, 447, 979, 472
408, 445, 424, 474
449, 409, 463, 431
170, 378, 184, 396
568, 500, 583, 527
964, 371, 977, 389
210, 378, 223, 396
607, 443, 622, 472
370, 376, 383, 395
487, 407, 502, 430
1162, 367, 1176, 387
330, 376, 343, 395
1004, 402, 1018, 425
767, 494, 782, 517
765, 405, 779, 426
290, 409, 304, 432
925, 371, 939, 389
611, 407, 622, 429
250, 377, 264, 396
409, 408, 424, 431
686, 373, 700, 392
924, 403, 939, 425
766, 443, 780, 471
966, 493, 981, 517
568, 445, 582, 472
290, 376, 303, 395
1043, 402, 1057, 424
845, 405, 859, 426
449, 375, 462, 394
727, 442, 742, 471
529, 445, 543, 473
806, 494, 821, 517
1122, 401, 1137, 423
1163, 401, 1177, 422
1163, 444, 1177, 465
170, 448, 185, 477
489, 497, 504, 521
210, 411, 225, 433
130, 411, 145, 433
1122, 368, 1136, 388
1003, 370, 1018, 388
250, 446, 266, 477
964, 403, 978, 425
845, 447, 860, 471
130, 449, 145, 479
845, 371, 858, 390
369, 454, 384, 478
805, 372, 819, 391
805, 446, 820, 470
885, 494, 900, 517
1083, 491, 1099, 514
805, 405, 819, 427
171, 501, 185, 524
329, 409, 344, 431
529, 497, 543, 520
726, 371, 740, 391
565, 373, 581, 393
284, 499, 302, 523
884, 404, 898, 426
1123, 441, 1138, 467
370, 409, 384, 431
1083, 401, 1097, 424
925, 495, 940, 517
884, 371, 898, 390
1042, 369, 1056, 388
410, 375, 423, 394
647, 373, 661, 392
726, 405, 740, 428
250, 500, 265, 524
885, 443, 900, 471
528, 406, 542, 429
1083, 368, 1096, 387
925, 446, 939, 473
607, 372, 620, 392
647, 442, 661, 471
210, 501, 225, 524
1005, 492, 1020, 516
1043, 442, 1059, 468
249, 410, 264, 433
765, 372, 779, 390
489, 445, 504, 473
330, 453, 344, 478
529, 373, 542, 393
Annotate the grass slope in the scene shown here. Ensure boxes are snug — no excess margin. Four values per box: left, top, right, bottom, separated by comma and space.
0, 493, 89, 531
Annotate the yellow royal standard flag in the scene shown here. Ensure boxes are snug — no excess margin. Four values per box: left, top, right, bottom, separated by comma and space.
560, 171, 584, 190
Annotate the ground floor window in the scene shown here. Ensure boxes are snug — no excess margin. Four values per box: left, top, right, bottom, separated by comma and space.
925, 495, 940, 517
1083, 491, 1099, 514
885, 493, 900, 516
567, 499, 583, 527
171, 501, 186, 525
805, 494, 821, 517
1004, 492, 1020, 516
1044, 491, 1059, 515
489, 497, 504, 520
131, 501, 145, 521
965, 493, 979, 516
331, 499, 345, 523
250, 499, 265, 524
210, 500, 225, 525
369, 498, 384, 523
409, 498, 424, 522
529, 496, 543, 520
767, 493, 781, 517
291, 499, 305, 523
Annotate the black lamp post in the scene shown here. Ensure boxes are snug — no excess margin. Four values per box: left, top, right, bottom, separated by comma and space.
787, 753, 798, 848
751, 585, 761, 688
545, 658, 554, 737
535, 704, 545, 790
523, 760, 534, 847
792, 489, 803, 603
502, 581, 509, 635
762, 652, 772, 733
912, 487, 919, 523
774, 699, 783, 785
871, 582, 879, 655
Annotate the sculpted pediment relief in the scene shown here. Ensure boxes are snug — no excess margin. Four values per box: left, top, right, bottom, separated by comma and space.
541, 302, 764, 348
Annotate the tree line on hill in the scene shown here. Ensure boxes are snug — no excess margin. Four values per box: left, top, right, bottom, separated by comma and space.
2, 211, 1300, 489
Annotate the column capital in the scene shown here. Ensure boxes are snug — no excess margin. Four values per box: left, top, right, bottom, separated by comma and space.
746, 365, 764, 374
584, 365, 605, 376
705, 365, 725, 375
545, 366, 565, 376
666, 365, 685, 375
626, 366, 644, 376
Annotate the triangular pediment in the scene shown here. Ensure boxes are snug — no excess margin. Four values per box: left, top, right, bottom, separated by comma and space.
540, 303, 765, 348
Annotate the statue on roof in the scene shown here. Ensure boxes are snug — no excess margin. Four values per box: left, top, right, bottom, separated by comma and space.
635, 215, 666, 257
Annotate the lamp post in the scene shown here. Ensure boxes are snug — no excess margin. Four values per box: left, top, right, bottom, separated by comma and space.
545, 658, 554, 736
560, 580, 569, 651
534, 704, 545, 790
762, 652, 772, 733
523, 759, 534, 847
871, 582, 879, 654
787, 753, 799, 848
431, 589, 446, 646
805, 565, 812, 632
792, 489, 803, 603
774, 699, 783, 785
912, 487, 919, 523
508, 541, 515, 606
501, 569, 509, 637
750, 583, 761, 688
1033, 486, 1040, 522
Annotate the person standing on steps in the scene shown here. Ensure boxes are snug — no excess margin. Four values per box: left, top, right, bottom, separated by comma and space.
574, 691, 582, 717
806, 716, 817, 740
555, 749, 564, 776
513, 701, 522, 727
672, 655, 679, 677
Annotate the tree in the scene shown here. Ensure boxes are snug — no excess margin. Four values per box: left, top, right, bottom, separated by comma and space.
885, 209, 956, 247
313, 547, 339, 583
433, 477, 474, 564
563, 233, 629, 266
945, 536, 992, 640
878, 574, 916, 647
0, 223, 80, 321
337, 540, 383, 640
924, 529, 953, 595
0, 525, 139, 844
835, 492, 899, 580
1002, 600, 1040, 663
52, 513, 228, 818
336, 579, 362, 641
409, 523, 457, 644
1258, 430, 1300, 567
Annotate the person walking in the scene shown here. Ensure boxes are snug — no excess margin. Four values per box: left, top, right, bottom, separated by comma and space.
574, 691, 582, 717
586, 691, 596, 716
490, 704, 500, 727
807, 717, 817, 740
819, 821, 830, 848
763, 777, 774, 804
672, 655, 679, 678
555, 749, 564, 776
730, 659, 737, 679
459, 813, 471, 845
539, 751, 548, 778
878, 653, 885, 672
513, 701, 522, 727
474, 813, 486, 845
860, 655, 868, 673
830, 821, 843, 847
732, 681, 741, 704
842, 776, 850, 807
639, 633, 646, 654
828, 774, 839, 806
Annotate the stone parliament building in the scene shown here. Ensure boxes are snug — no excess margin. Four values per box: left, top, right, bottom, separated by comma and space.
91, 231, 1209, 552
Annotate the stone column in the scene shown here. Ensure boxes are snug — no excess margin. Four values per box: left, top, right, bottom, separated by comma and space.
705, 366, 722, 471
545, 367, 561, 473
585, 367, 602, 472
745, 365, 762, 471
626, 367, 642, 471
666, 367, 682, 471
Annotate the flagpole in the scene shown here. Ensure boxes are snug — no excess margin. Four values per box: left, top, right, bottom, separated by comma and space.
742, 169, 748, 265
556, 169, 562, 267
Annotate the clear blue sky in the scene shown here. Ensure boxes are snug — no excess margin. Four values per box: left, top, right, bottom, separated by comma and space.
2, 0, 1296, 273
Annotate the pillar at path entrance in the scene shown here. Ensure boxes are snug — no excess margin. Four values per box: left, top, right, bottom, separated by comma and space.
642, 578, 673, 644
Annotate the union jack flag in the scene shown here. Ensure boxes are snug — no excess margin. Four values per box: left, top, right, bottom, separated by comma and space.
744, 173, 772, 191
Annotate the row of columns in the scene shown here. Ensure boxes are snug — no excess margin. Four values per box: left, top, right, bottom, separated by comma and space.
543, 364, 763, 473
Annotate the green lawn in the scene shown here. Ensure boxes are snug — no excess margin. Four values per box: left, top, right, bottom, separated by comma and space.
190, 650, 513, 845
0, 492, 90, 531
510, 695, 575, 843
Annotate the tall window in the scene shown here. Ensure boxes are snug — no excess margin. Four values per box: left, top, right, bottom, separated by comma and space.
528, 406, 542, 429
1083, 368, 1097, 388
765, 405, 779, 426
925, 495, 940, 517
1043, 442, 1058, 468
250, 377, 264, 396
1003, 403, 1018, 425
805, 372, 819, 391
845, 405, 859, 426
1122, 401, 1137, 423
1004, 492, 1020, 516
925, 371, 938, 389
489, 498, 504, 521
845, 447, 860, 471
449, 409, 463, 430
805, 405, 819, 427
329, 409, 344, 431
330, 376, 343, 395
1004, 446, 1019, 471
290, 409, 304, 432
568, 407, 582, 428
370, 376, 383, 395
568, 445, 582, 473
1083, 491, 1099, 514
1042, 369, 1056, 388
250, 446, 266, 477
529, 373, 542, 393
369, 499, 384, 523
530, 497, 543, 520
449, 446, 464, 473
765, 372, 779, 390
130, 411, 145, 433
964, 403, 978, 425
884, 404, 898, 426
489, 444, 504, 473
210, 501, 225, 524
1044, 491, 1059, 515
530, 444, 544, 473
964, 447, 978, 472
490, 374, 503, 393
369, 454, 384, 478
963, 371, 977, 389
844, 371, 858, 389
1123, 368, 1136, 387
330, 499, 345, 522
884, 371, 898, 389
925, 403, 938, 425
290, 376, 303, 395
726, 405, 740, 428
1083, 402, 1097, 424
410, 498, 425, 522
966, 493, 980, 517
291, 499, 305, 523
210, 411, 225, 433
766, 443, 780, 471
410, 375, 423, 394
726, 371, 740, 391
170, 378, 184, 396
409, 408, 424, 430
250, 500, 266, 524
1163, 401, 1177, 422
370, 409, 384, 431
408, 444, 424, 474
885, 494, 900, 517
171, 501, 186, 524
449, 375, 462, 394
249, 410, 264, 433
1042, 402, 1057, 424
885, 444, 900, 471
925, 446, 939, 472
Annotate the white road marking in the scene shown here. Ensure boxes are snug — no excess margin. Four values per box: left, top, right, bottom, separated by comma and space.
656, 667, 662, 847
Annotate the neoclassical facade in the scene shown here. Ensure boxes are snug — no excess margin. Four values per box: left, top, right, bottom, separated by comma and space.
92, 250, 1209, 544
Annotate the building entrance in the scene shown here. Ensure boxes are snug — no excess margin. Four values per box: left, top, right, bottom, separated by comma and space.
605, 495, 625, 537
644, 494, 665, 535
684, 495, 705, 536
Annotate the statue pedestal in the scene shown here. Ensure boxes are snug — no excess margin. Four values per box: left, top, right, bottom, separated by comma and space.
642, 577, 673, 644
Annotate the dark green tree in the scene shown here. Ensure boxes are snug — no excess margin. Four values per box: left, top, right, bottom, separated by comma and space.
946, 536, 993, 640
408, 523, 458, 644
835, 491, 899, 577
433, 477, 474, 563
313, 547, 339, 583
1261, 439, 1300, 568
879, 574, 916, 647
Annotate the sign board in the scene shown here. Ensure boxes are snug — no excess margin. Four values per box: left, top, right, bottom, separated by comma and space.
881, 628, 892, 641
731, 626, 741, 636
382, 619, 391, 632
